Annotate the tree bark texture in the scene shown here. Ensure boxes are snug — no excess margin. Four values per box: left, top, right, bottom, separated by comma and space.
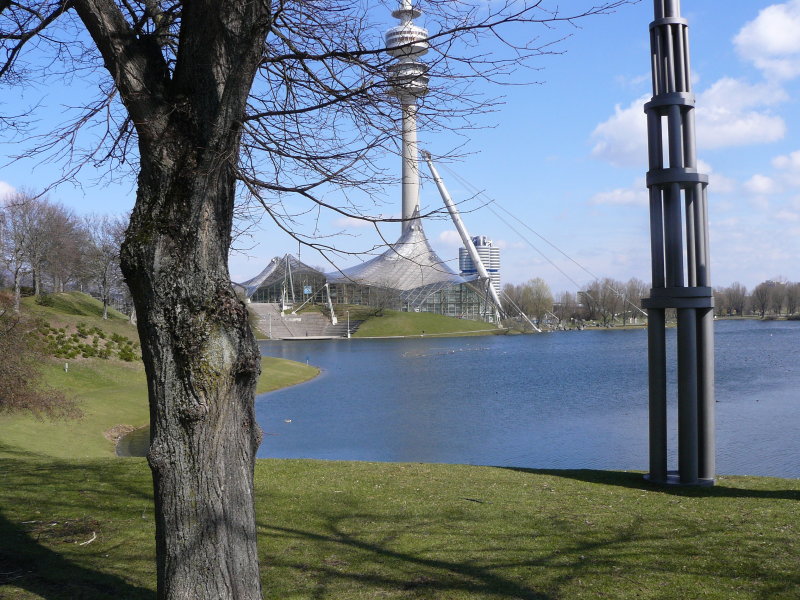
123, 136, 263, 600
71, 1, 273, 598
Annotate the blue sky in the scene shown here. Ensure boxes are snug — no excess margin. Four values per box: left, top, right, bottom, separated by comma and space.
2, 1, 800, 292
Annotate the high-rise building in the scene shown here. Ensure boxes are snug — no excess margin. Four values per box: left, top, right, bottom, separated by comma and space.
459, 236, 500, 294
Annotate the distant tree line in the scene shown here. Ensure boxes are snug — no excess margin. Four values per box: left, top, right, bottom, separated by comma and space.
715, 280, 800, 319
5, 193, 797, 325
503, 275, 800, 329
502, 277, 649, 329
0, 191, 128, 317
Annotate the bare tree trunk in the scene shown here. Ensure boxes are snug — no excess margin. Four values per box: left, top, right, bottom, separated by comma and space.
13, 272, 21, 313
70, 1, 272, 595
121, 140, 263, 599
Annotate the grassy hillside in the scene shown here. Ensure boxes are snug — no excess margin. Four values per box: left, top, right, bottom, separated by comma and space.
22, 292, 136, 338
1, 292, 319, 459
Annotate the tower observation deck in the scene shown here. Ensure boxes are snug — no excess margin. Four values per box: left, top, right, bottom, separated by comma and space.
385, 0, 429, 233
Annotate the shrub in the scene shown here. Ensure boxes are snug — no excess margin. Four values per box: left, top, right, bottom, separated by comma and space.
118, 346, 137, 362
35, 293, 54, 307
0, 292, 78, 419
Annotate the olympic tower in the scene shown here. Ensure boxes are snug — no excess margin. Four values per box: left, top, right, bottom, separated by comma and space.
385, 0, 429, 233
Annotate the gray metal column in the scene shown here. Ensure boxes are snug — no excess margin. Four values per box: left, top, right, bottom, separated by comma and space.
642, 0, 714, 486
647, 307, 667, 482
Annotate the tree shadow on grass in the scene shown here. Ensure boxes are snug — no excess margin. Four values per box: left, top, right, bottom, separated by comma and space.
499, 468, 800, 500
259, 518, 553, 600
0, 512, 153, 600
0, 446, 155, 599
256, 495, 800, 599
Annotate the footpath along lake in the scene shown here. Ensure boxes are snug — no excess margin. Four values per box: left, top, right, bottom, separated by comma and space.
256, 319, 799, 478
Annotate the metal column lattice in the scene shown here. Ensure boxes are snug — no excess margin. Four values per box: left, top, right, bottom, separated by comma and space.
643, 0, 715, 486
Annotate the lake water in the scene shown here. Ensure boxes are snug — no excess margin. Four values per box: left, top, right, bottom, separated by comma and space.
256, 320, 799, 478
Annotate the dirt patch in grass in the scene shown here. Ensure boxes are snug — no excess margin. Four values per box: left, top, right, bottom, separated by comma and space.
22, 517, 101, 545
102, 424, 136, 443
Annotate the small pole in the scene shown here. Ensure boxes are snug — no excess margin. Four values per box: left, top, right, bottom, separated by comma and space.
269, 314, 272, 339
64, 362, 69, 373
347, 310, 351, 339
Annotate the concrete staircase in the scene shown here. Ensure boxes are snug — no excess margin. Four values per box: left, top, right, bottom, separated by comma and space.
248, 302, 360, 339
323, 320, 364, 338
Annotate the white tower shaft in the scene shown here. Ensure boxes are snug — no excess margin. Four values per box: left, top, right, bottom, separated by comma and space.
401, 104, 420, 230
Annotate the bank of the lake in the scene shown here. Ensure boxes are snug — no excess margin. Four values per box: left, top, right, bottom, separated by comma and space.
0, 356, 319, 460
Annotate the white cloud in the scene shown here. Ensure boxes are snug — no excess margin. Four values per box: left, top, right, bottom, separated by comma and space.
332, 216, 375, 229
713, 199, 734, 212
698, 160, 736, 194
775, 209, 800, 222
0, 180, 15, 201
773, 149, 800, 170
695, 78, 786, 149
491, 238, 512, 250
751, 196, 771, 211
438, 229, 463, 247
734, 0, 800, 80
591, 79, 786, 167
698, 77, 787, 112
590, 95, 649, 167
589, 185, 647, 207
745, 174, 781, 195
613, 73, 650, 89
715, 217, 740, 229
773, 149, 800, 185
588, 164, 733, 206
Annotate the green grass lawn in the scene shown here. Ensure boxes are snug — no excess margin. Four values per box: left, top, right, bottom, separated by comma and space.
0, 456, 797, 600
353, 308, 504, 338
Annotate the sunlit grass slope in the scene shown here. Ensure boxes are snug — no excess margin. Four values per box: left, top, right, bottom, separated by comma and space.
0, 293, 318, 459
22, 292, 135, 338
353, 308, 503, 337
